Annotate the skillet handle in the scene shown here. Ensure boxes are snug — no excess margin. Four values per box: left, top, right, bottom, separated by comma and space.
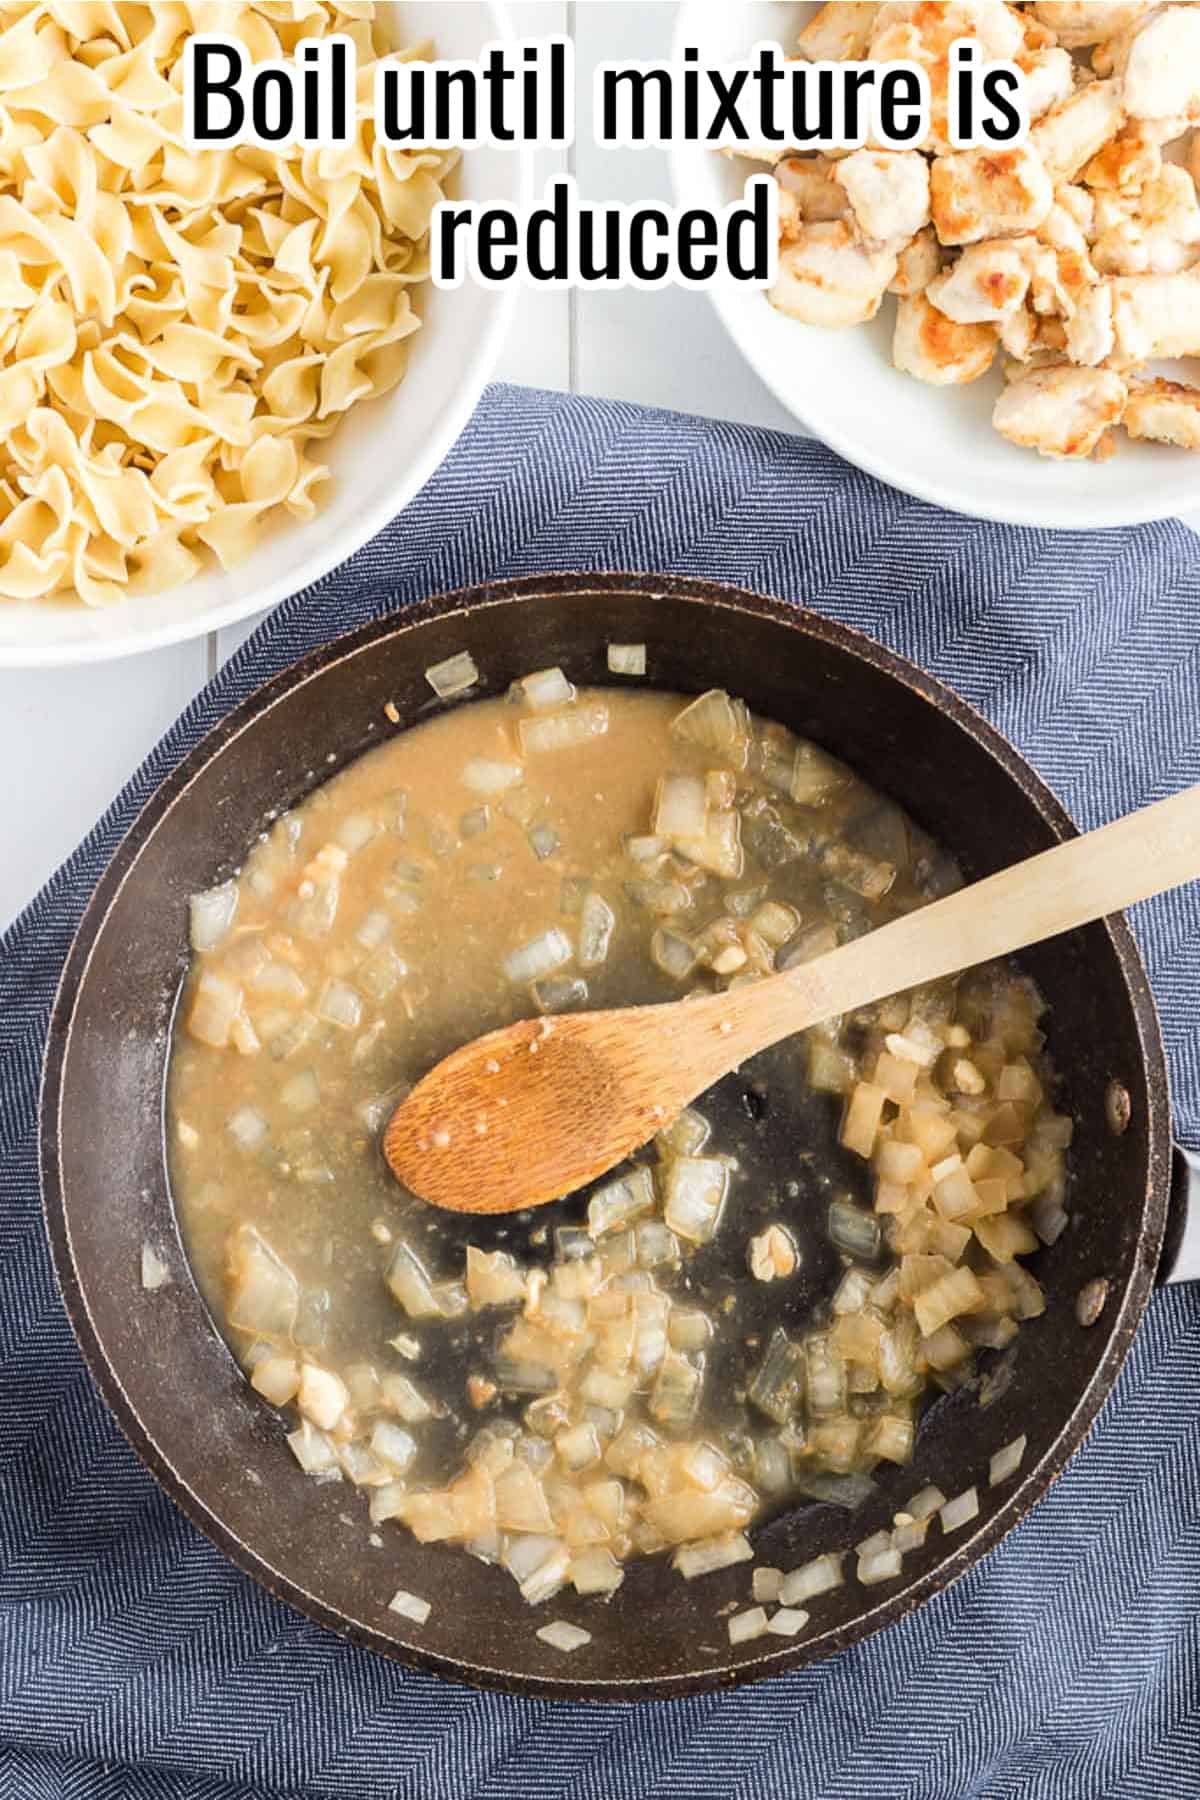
1160, 1146, 1200, 1284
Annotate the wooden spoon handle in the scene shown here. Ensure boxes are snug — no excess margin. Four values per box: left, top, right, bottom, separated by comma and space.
721, 782, 1200, 1062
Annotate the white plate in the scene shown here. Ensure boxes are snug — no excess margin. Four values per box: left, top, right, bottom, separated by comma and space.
669, 1, 1200, 530
1, 2, 528, 667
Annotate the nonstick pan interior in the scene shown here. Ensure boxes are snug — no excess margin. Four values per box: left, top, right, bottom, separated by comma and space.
40, 575, 1171, 1699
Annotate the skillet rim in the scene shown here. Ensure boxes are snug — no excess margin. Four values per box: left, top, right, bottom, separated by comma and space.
38, 570, 1173, 1700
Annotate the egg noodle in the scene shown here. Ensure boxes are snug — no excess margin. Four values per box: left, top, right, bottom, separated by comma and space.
0, 1, 452, 606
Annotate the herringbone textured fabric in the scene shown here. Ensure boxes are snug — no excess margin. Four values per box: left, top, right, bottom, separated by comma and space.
2, 387, 1199, 1800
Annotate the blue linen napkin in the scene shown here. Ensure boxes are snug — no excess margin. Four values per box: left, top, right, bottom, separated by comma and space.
2, 385, 1200, 1800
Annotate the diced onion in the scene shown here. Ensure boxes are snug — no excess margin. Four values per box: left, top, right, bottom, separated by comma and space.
189, 881, 238, 952
753, 1566, 783, 1603
828, 1198, 881, 1261
728, 1606, 769, 1645
297, 1364, 348, 1431
528, 824, 560, 860
662, 1120, 716, 1171
578, 893, 615, 968
748, 1329, 806, 1425
857, 1543, 902, 1585
906, 1485, 948, 1522
625, 834, 666, 864
570, 1548, 624, 1595
536, 1620, 592, 1652
250, 1354, 299, 1406
380, 1372, 436, 1422
287, 1419, 339, 1475
607, 643, 646, 676
188, 970, 244, 1048
1032, 1194, 1069, 1245
388, 1587, 432, 1624
588, 1166, 655, 1236
356, 909, 391, 951
767, 1606, 809, 1637
668, 1308, 713, 1353
336, 813, 377, 854
892, 1516, 927, 1554
989, 1434, 1027, 1486
425, 652, 479, 698
370, 1422, 418, 1472
226, 1227, 299, 1338
778, 1554, 844, 1606
649, 1351, 703, 1428
516, 667, 576, 711
519, 704, 609, 755
672, 690, 741, 752
317, 978, 362, 1030
227, 1105, 267, 1150
673, 1532, 754, 1580
141, 1243, 171, 1291
674, 810, 743, 881
385, 1242, 443, 1319
662, 1157, 729, 1244
940, 1486, 980, 1533
651, 929, 697, 981
466, 1246, 527, 1309
503, 928, 572, 984
654, 774, 708, 840
462, 757, 523, 796
501, 1532, 567, 1590
280, 1069, 320, 1113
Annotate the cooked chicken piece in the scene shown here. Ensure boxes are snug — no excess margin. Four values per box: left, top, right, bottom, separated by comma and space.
1138, 113, 1196, 145
1083, 128, 1163, 194
1064, 283, 1115, 362
1031, 81, 1125, 182
1110, 267, 1200, 359
775, 157, 850, 224
925, 237, 1035, 321
723, 145, 798, 166
1092, 190, 1134, 237
776, 185, 802, 242
1055, 183, 1096, 238
889, 226, 944, 296
1022, 238, 1098, 317
1030, 3, 1153, 49
1123, 377, 1200, 447
1038, 199, 1090, 258
1018, 47, 1077, 122
999, 304, 1040, 359
893, 293, 998, 384
768, 222, 898, 328
1094, 220, 1198, 275
1116, 5, 1200, 123
1016, 8, 1059, 54
868, 2, 1026, 151
1192, 130, 1200, 190
796, 1, 880, 61
993, 364, 1128, 458
1036, 316, 1070, 352
1141, 164, 1200, 232
872, 0, 1025, 59
931, 144, 1054, 245
1092, 166, 1200, 273
834, 150, 931, 247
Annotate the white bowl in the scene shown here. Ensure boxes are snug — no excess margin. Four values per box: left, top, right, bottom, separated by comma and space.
670, 1, 1200, 530
0, 2, 527, 667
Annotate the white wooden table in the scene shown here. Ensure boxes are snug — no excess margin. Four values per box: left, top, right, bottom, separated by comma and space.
0, 0, 1194, 932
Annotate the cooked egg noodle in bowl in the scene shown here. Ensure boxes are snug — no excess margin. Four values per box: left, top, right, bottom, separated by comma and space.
0, 1, 455, 607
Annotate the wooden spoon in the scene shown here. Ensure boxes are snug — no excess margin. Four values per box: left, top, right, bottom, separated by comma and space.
384, 783, 1200, 1214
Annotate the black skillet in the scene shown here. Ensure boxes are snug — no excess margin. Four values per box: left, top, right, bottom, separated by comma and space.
39, 574, 1194, 1701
